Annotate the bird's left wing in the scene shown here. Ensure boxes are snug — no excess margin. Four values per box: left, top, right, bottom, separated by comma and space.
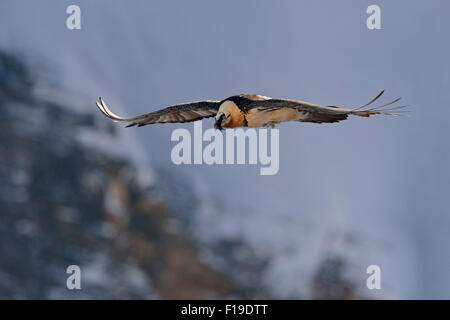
96, 97, 220, 127
249, 91, 407, 123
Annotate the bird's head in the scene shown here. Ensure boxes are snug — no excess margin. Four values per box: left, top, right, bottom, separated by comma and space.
214, 111, 230, 130
215, 100, 239, 130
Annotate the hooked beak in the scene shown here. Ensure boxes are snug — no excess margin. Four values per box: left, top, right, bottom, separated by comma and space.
214, 113, 225, 130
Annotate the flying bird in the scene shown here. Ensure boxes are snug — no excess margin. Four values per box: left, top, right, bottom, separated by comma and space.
95, 91, 407, 130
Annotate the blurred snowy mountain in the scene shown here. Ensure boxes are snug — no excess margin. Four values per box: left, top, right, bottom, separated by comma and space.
0, 48, 375, 299
0, 50, 245, 298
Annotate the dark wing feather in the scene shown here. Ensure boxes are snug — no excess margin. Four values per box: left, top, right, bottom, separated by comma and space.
96, 97, 219, 127
250, 99, 349, 123
248, 91, 406, 124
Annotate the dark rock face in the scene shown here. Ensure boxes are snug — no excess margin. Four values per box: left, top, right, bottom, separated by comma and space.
312, 255, 358, 300
0, 51, 236, 299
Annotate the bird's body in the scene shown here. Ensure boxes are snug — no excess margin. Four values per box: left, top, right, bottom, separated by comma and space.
217, 98, 304, 128
247, 106, 300, 128
95, 91, 407, 130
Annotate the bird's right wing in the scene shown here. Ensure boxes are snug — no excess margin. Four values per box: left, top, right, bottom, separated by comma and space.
96, 97, 220, 127
250, 90, 408, 124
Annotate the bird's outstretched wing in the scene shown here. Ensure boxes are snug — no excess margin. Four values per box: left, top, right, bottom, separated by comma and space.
96, 97, 220, 127
249, 90, 408, 123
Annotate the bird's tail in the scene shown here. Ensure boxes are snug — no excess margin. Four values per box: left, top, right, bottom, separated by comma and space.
346, 90, 410, 117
